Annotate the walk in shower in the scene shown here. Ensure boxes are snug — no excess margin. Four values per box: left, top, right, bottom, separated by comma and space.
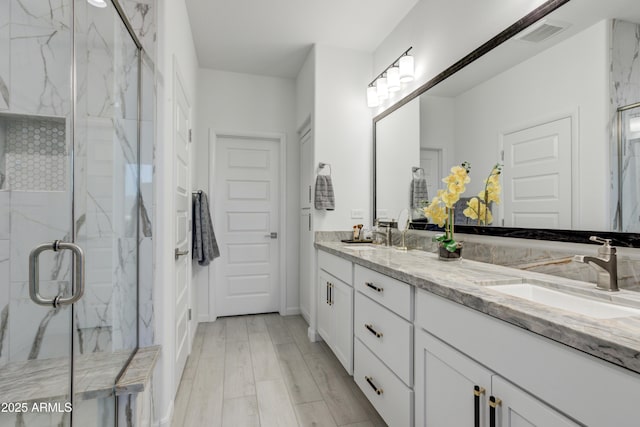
0, 0, 144, 425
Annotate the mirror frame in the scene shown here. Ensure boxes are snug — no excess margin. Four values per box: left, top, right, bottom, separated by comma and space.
373, 0, 640, 248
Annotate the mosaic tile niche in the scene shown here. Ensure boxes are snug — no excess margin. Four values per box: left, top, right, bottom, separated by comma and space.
0, 114, 67, 191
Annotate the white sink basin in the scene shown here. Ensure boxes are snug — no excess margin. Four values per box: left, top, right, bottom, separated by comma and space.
487, 282, 640, 319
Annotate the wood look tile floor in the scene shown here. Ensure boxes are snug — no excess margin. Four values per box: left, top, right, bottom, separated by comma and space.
172, 314, 387, 427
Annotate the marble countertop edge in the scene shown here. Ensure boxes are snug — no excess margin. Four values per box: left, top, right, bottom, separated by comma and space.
315, 242, 640, 375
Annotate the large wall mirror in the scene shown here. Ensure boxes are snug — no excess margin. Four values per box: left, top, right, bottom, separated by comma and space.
374, 0, 640, 245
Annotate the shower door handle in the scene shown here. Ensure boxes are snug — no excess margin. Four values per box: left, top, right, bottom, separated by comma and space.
29, 240, 85, 307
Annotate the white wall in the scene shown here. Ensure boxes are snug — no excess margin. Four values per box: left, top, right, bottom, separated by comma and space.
314, 45, 373, 230
372, 0, 549, 114
194, 69, 300, 316
454, 20, 609, 229
155, 0, 199, 424
296, 47, 315, 130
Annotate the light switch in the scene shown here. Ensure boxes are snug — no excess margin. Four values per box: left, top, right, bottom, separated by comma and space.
351, 209, 364, 219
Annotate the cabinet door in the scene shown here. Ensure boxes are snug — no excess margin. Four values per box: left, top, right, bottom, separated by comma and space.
332, 278, 354, 374
415, 329, 492, 427
317, 270, 333, 344
491, 376, 579, 427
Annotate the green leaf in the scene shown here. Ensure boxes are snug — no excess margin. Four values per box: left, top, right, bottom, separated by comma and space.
443, 239, 459, 252
433, 234, 446, 242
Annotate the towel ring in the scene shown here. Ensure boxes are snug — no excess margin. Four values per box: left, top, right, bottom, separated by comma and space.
319, 162, 332, 176
412, 167, 424, 177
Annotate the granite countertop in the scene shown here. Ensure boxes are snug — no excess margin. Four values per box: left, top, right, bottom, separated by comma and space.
316, 241, 640, 375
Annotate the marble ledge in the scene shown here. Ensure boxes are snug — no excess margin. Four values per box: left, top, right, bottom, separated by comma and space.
0, 346, 160, 404
115, 345, 160, 395
315, 241, 640, 375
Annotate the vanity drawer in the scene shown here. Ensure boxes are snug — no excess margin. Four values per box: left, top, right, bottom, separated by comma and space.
355, 292, 413, 385
318, 250, 352, 285
354, 338, 413, 427
354, 265, 413, 320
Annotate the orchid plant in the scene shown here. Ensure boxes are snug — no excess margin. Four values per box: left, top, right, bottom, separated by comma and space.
422, 162, 470, 252
463, 163, 502, 225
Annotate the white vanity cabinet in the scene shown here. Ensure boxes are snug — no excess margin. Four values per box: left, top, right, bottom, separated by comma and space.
415, 288, 640, 427
353, 264, 414, 426
317, 250, 354, 374
415, 329, 578, 427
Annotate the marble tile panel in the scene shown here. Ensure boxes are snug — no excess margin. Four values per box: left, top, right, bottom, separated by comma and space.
0, 1, 9, 111
120, 0, 156, 62
0, 240, 8, 366
10, 0, 71, 116
9, 281, 71, 361
0, 192, 8, 239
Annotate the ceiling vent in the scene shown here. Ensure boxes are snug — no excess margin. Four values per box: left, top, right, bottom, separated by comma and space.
515, 19, 570, 43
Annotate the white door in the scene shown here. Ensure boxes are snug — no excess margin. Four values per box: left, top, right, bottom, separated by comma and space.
503, 117, 572, 228
174, 65, 191, 387
214, 135, 280, 316
420, 148, 442, 199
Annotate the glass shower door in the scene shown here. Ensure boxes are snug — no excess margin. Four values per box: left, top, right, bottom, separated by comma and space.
0, 0, 140, 425
0, 0, 75, 425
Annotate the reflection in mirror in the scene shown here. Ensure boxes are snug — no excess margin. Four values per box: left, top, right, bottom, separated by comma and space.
397, 208, 410, 251
374, 0, 640, 234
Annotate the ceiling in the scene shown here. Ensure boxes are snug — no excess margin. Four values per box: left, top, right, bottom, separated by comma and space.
185, 0, 419, 79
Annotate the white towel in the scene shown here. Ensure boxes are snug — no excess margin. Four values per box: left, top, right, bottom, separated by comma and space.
314, 175, 335, 211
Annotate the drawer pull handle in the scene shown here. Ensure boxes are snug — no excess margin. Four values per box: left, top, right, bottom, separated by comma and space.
474, 386, 485, 427
365, 323, 383, 338
365, 376, 383, 395
365, 282, 383, 293
489, 395, 501, 427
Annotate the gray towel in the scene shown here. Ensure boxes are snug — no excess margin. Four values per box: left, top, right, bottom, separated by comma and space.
411, 178, 429, 208
193, 192, 220, 266
314, 175, 335, 211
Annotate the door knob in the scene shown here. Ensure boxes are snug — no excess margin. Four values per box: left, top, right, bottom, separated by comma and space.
264, 232, 278, 239
175, 248, 189, 260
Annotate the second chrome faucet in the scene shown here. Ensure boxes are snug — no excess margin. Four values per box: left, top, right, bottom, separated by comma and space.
573, 236, 619, 292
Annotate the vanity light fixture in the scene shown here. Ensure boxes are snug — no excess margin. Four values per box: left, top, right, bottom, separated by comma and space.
630, 116, 640, 133
376, 76, 389, 100
367, 86, 380, 108
87, 0, 107, 7
367, 47, 414, 107
387, 66, 401, 92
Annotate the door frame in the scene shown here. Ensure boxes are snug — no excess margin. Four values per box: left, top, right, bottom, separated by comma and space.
172, 56, 192, 394
207, 128, 288, 321
498, 109, 580, 228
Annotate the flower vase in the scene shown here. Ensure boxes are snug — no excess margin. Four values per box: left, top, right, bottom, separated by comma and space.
438, 242, 463, 261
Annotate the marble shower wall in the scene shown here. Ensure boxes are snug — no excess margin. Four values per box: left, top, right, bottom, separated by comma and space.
610, 19, 640, 232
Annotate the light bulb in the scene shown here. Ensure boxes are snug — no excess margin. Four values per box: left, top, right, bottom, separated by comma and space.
387, 66, 400, 92
376, 77, 389, 100
367, 86, 379, 108
399, 55, 414, 83
88, 0, 107, 8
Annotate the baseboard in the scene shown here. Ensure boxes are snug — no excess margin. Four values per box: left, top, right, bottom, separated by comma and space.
307, 326, 321, 342
300, 307, 310, 324
154, 400, 173, 427
283, 306, 301, 316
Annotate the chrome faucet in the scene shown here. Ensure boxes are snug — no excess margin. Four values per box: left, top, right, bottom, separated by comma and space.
573, 236, 619, 292
372, 220, 392, 246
